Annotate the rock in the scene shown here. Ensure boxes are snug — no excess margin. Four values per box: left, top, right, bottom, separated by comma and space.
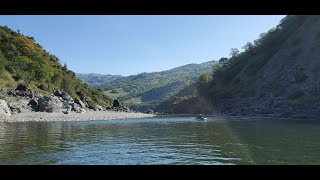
77, 91, 86, 104
38, 84, 48, 91
62, 104, 72, 114
54, 89, 63, 97
0, 99, 11, 116
8, 99, 34, 114
62, 92, 73, 101
75, 98, 86, 108
71, 103, 86, 113
7, 89, 16, 96
28, 99, 39, 111
113, 100, 120, 107
38, 96, 64, 113
145, 109, 154, 114
15, 83, 28, 91
96, 105, 104, 111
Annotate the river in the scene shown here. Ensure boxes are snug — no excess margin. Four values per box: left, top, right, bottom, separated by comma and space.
0, 116, 320, 164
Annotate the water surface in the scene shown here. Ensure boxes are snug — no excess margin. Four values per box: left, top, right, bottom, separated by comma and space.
0, 116, 320, 164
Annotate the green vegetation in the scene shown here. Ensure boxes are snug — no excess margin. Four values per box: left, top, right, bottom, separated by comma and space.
0, 26, 112, 108
195, 15, 308, 99
157, 15, 318, 114
99, 61, 217, 110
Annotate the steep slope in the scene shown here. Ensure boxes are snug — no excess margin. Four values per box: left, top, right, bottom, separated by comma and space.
100, 61, 217, 110
0, 25, 112, 109
76, 73, 122, 86
166, 15, 320, 119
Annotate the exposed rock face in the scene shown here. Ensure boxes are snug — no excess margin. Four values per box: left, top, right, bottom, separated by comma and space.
38, 96, 64, 113
113, 100, 120, 107
0, 99, 11, 116
8, 99, 34, 114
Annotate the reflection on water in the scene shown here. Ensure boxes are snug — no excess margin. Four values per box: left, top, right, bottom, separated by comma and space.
1, 117, 320, 164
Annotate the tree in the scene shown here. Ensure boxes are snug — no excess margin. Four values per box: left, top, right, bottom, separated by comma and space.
218, 57, 228, 65
196, 73, 212, 95
230, 48, 240, 58
242, 42, 254, 51
62, 62, 68, 71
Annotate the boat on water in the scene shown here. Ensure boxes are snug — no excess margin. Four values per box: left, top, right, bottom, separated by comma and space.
196, 114, 207, 120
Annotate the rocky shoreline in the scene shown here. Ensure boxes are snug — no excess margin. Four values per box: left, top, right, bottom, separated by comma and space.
1, 83, 155, 122
0, 111, 155, 122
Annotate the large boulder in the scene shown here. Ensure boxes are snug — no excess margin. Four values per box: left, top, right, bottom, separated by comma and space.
62, 104, 72, 114
0, 99, 11, 116
75, 98, 86, 108
72, 103, 86, 113
54, 89, 63, 97
8, 99, 34, 114
62, 92, 73, 101
38, 96, 64, 113
28, 99, 39, 111
113, 100, 120, 107
15, 83, 28, 91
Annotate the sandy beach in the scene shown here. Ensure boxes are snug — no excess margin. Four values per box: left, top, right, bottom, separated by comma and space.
0, 111, 156, 122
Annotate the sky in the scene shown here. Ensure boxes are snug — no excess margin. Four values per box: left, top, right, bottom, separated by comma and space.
0, 15, 285, 76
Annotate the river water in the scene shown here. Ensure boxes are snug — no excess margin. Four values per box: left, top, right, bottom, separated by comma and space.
0, 116, 320, 164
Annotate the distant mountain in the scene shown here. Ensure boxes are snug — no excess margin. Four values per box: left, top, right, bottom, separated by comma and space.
100, 61, 217, 111
77, 73, 122, 87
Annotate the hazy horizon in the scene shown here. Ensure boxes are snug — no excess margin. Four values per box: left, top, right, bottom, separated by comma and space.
0, 15, 285, 76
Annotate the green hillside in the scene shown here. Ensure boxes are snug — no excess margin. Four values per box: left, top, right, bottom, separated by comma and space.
0, 25, 112, 109
100, 61, 217, 110
161, 15, 320, 118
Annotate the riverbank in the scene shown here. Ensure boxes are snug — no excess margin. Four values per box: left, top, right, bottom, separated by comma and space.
0, 111, 156, 122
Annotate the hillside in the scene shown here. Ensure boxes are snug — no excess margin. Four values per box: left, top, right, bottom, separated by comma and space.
100, 61, 217, 111
76, 73, 122, 86
0, 25, 113, 110
162, 15, 320, 119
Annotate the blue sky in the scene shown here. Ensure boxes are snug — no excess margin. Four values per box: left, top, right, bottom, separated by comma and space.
0, 15, 285, 76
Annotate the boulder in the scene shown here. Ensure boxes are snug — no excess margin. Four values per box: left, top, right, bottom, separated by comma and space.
38, 84, 48, 91
28, 99, 39, 111
15, 83, 28, 91
8, 99, 34, 114
7, 89, 16, 96
113, 100, 120, 107
96, 105, 104, 111
145, 109, 154, 114
72, 103, 86, 113
54, 89, 63, 97
75, 98, 86, 108
62, 92, 73, 101
38, 96, 64, 113
0, 99, 11, 116
62, 104, 72, 114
